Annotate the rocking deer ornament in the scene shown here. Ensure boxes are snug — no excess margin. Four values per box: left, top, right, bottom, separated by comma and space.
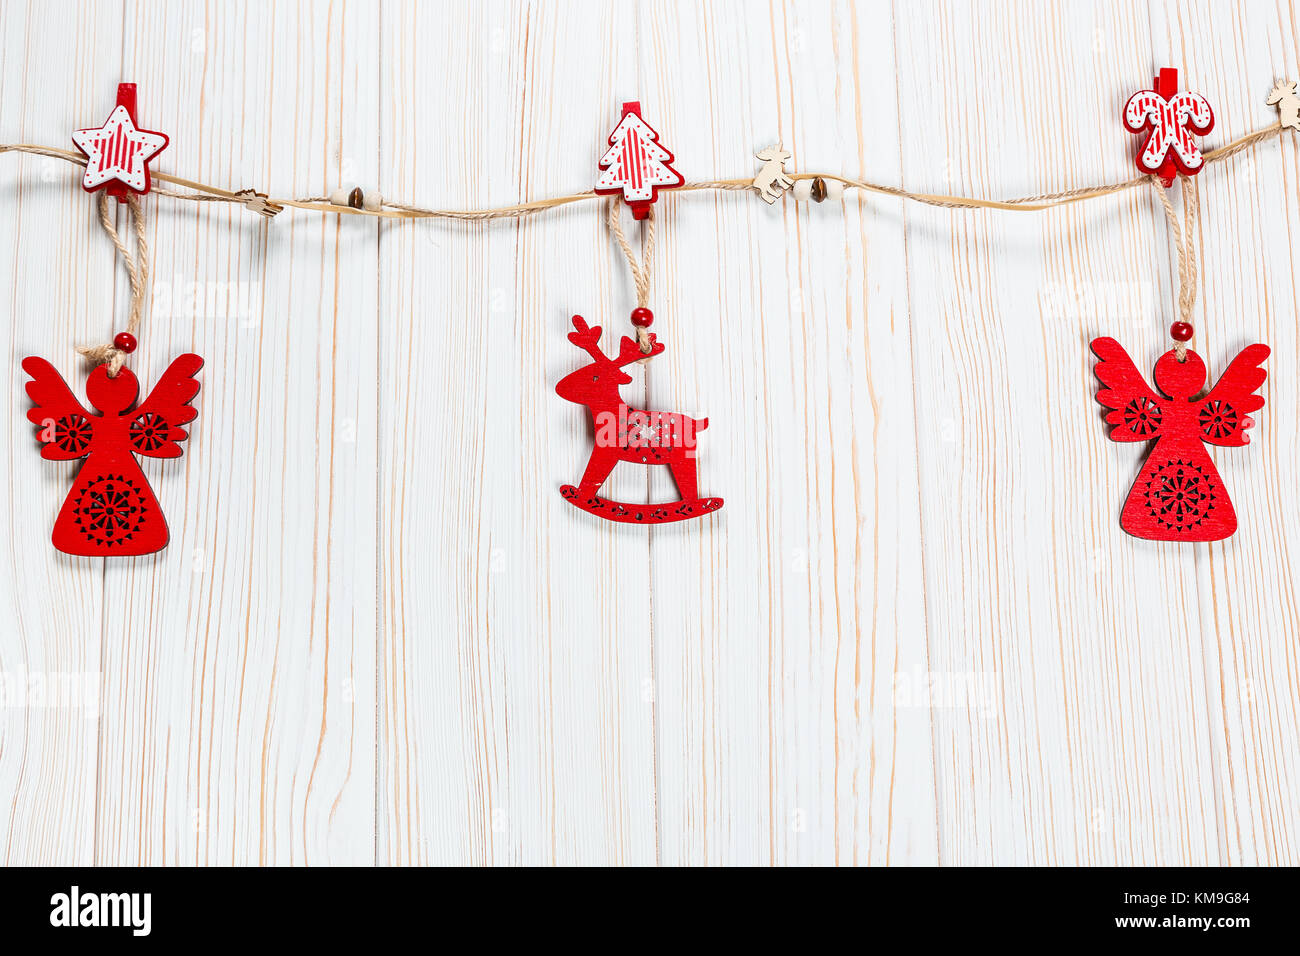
556, 315, 722, 524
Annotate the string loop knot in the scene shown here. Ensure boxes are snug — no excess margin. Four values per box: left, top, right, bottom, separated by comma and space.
607, 199, 658, 355
1150, 174, 1201, 360
78, 192, 149, 376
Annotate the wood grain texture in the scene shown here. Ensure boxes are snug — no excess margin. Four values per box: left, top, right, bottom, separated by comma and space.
99, 0, 378, 866
0, 0, 121, 867
378, 0, 659, 866
1152, 0, 1300, 866
641, 0, 936, 866
0, 0, 1296, 866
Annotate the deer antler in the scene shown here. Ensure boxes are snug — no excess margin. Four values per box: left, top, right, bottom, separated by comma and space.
1267, 79, 1297, 104
615, 333, 664, 366
568, 315, 609, 363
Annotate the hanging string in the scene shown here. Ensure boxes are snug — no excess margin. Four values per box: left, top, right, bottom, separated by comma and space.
0, 119, 1285, 221
77, 192, 150, 376
607, 198, 657, 354
0, 115, 1273, 373
1150, 174, 1202, 360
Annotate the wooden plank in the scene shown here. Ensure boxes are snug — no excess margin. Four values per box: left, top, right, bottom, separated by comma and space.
645, 0, 937, 865
377, 0, 657, 865
0, 0, 122, 867
895, 2, 1220, 864
92, 0, 378, 865
1, 0, 1297, 869
1150, 0, 1300, 866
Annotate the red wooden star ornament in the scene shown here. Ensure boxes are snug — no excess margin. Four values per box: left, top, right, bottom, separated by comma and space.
594, 102, 684, 220
72, 83, 169, 200
1091, 337, 1267, 542
24, 355, 203, 556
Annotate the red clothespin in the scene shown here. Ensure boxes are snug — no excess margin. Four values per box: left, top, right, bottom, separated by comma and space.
594, 101, 684, 219
105, 84, 137, 202
72, 82, 170, 202
1123, 68, 1215, 188
1152, 69, 1180, 187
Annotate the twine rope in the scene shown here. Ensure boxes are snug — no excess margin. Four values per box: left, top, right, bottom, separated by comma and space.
607, 199, 657, 353
78, 192, 149, 376
0, 121, 1285, 220
0, 118, 1282, 369
1150, 173, 1201, 360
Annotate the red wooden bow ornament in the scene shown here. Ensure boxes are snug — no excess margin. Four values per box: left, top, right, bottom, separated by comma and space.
1123, 68, 1214, 187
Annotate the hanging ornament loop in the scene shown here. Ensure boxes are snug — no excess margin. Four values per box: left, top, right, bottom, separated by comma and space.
1150, 173, 1201, 361
78, 191, 150, 376
606, 198, 658, 356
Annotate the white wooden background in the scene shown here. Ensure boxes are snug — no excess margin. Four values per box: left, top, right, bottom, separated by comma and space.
0, 0, 1296, 866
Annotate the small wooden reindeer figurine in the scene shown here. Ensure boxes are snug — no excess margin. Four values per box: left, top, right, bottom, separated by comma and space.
753, 144, 794, 204
1267, 79, 1300, 131
24, 355, 203, 556
556, 316, 722, 523
1091, 337, 1268, 541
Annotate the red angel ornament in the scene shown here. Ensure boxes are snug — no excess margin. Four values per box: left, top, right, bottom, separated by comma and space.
23, 355, 203, 556
1091, 337, 1268, 541
556, 316, 722, 524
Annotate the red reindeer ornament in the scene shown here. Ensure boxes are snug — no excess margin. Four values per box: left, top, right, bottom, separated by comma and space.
556, 316, 722, 523
24, 355, 203, 556
1091, 337, 1267, 541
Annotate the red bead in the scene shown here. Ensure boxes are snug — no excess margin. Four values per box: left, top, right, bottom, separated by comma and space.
630, 307, 654, 328
113, 332, 138, 353
1170, 322, 1194, 342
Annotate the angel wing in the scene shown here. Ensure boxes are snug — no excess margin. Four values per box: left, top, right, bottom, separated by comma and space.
1195, 344, 1269, 447
1090, 337, 1164, 442
126, 354, 204, 458
22, 357, 96, 460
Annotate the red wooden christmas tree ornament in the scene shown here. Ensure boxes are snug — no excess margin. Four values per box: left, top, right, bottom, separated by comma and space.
594, 102, 684, 220
556, 316, 722, 524
1123, 68, 1214, 187
23, 354, 203, 556
71, 83, 169, 201
1091, 337, 1268, 542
